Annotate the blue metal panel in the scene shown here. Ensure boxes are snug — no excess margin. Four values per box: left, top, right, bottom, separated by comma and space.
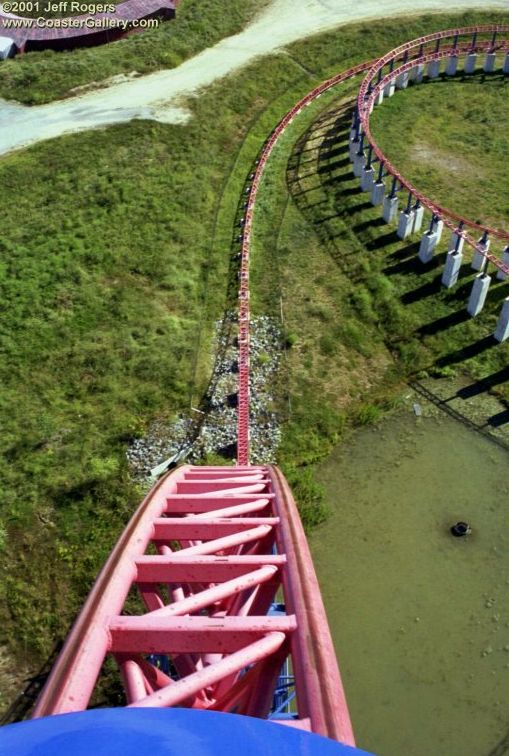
0, 708, 376, 756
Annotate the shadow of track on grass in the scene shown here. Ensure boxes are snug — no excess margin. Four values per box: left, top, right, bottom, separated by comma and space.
448, 365, 509, 400
285, 90, 509, 417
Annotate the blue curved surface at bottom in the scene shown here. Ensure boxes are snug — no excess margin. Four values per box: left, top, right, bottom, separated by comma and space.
0, 708, 376, 756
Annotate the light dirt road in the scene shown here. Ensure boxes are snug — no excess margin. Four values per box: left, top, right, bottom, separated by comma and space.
0, 0, 506, 155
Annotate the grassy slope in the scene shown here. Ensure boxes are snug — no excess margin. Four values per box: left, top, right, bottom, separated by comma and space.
0, 6, 508, 705
370, 74, 509, 231
0, 45, 307, 706
248, 10, 509, 516
0, 0, 271, 104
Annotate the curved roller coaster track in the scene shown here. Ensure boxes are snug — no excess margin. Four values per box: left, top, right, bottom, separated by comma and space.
27, 24, 509, 750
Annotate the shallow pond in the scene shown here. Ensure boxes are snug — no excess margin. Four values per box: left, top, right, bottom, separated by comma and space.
310, 406, 509, 756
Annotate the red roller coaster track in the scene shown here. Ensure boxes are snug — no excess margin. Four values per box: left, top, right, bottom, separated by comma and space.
32, 25, 509, 747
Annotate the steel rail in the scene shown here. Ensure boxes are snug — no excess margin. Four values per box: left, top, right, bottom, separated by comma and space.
32, 465, 189, 716
358, 24, 509, 88
32, 465, 354, 744
236, 28, 509, 464
268, 465, 355, 743
357, 28, 509, 244
31, 25, 509, 749
236, 59, 375, 465
359, 48, 509, 279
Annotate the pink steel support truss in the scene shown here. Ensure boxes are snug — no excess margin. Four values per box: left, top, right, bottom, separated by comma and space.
34, 26, 509, 748
33, 465, 355, 746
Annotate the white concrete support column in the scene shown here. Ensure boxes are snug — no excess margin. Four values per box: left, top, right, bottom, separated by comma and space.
360, 165, 375, 192
446, 55, 458, 76
448, 231, 465, 254
349, 126, 358, 141
396, 71, 409, 89
409, 64, 424, 83
504, 53, 509, 74
397, 210, 415, 239
442, 249, 463, 288
383, 195, 399, 223
496, 246, 509, 281
384, 78, 396, 97
349, 137, 360, 162
427, 59, 440, 79
484, 52, 496, 73
353, 151, 365, 178
434, 219, 444, 244
419, 230, 439, 263
412, 205, 425, 234
376, 88, 384, 106
472, 236, 490, 272
371, 181, 385, 206
494, 298, 509, 342
467, 273, 491, 317
464, 53, 477, 74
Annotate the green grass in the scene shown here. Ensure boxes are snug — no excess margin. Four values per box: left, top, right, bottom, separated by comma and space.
370, 73, 509, 230
0, 0, 270, 104
0, 41, 308, 700
248, 11, 509, 516
1, 7, 509, 705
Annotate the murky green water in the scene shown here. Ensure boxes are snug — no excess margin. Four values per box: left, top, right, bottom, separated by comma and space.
310, 407, 509, 756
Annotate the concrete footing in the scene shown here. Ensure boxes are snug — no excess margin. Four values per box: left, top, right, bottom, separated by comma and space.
467, 273, 491, 317
446, 55, 458, 76
494, 298, 509, 342
442, 249, 463, 288
484, 52, 496, 73
504, 53, 509, 75
448, 231, 465, 255
471, 238, 490, 272
371, 181, 385, 206
349, 138, 360, 162
397, 210, 415, 239
496, 246, 509, 281
376, 88, 384, 106
412, 205, 425, 234
409, 64, 424, 83
427, 59, 440, 79
419, 230, 439, 263
464, 53, 476, 74
384, 78, 396, 97
382, 195, 399, 223
360, 166, 375, 192
353, 152, 365, 178
396, 71, 409, 89
434, 219, 444, 244
349, 126, 358, 141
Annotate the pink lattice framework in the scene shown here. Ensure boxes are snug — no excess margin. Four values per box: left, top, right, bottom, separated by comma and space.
33, 466, 354, 745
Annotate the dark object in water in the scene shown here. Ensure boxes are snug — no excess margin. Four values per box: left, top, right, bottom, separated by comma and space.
450, 521, 472, 537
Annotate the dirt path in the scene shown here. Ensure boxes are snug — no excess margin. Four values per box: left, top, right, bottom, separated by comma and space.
0, 0, 506, 156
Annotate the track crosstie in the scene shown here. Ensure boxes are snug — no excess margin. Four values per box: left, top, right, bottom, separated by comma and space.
32, 25, 509, 748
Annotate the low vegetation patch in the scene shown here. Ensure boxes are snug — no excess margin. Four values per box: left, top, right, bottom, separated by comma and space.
370, 73, 509, 230
1, 7, 508, 705
0, 0, 271, 104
